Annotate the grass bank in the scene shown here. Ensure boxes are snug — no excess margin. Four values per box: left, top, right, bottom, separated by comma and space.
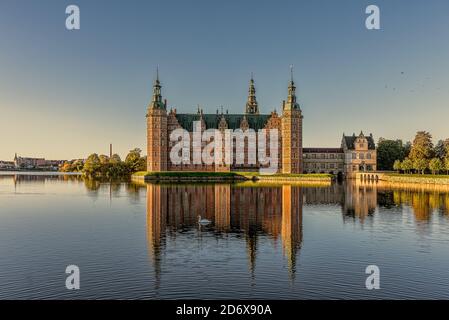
382, 173, 449, 185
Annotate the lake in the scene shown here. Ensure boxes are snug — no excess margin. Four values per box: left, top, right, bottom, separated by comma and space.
1, 173, 449, 299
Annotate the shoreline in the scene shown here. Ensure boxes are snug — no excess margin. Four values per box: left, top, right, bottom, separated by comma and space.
0, 171, 82, 176
132, 171, 334, 183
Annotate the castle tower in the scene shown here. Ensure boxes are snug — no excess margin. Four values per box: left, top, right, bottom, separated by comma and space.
281, 185, 303, 280
245, 73, 259, 115
281, 66, 303, 173
146, 69, 168, 172
146, 184, 167, 289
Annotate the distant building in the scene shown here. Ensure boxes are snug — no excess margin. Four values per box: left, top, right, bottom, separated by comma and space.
303, 132, 377, 176
13, 154, 66, 170
0, 160, 15, 169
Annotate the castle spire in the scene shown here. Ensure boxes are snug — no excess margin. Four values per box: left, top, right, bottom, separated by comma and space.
245, 73, 259, 114
284, 65, 300, 111
149, 67, 165, 110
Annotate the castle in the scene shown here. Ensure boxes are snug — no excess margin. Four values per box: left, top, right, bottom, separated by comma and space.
146, 71, 376, 176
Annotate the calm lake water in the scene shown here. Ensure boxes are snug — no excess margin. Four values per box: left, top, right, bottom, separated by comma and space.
1, 173, 449, 299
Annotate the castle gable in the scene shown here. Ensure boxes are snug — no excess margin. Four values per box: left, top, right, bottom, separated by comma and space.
342, 134, 375, 150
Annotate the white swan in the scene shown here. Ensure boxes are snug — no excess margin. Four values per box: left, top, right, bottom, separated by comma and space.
198, 215, 211, 225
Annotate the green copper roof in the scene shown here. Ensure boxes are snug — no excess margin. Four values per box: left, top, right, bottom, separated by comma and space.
175, 113, 271, 131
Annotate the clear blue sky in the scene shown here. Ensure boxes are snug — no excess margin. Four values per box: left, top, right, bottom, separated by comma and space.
1, 0, 448, 160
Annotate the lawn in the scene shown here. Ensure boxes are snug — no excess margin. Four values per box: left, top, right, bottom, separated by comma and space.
386, 173, 449, 179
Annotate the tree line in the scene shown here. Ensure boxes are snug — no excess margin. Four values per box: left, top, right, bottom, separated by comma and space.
60, 148, 146, 178
377, 131, 449, 175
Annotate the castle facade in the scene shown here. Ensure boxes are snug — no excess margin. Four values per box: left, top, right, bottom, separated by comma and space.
146, 72, 376, 176
147, 72, 302, 174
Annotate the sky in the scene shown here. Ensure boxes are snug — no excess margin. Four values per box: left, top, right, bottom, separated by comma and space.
1, 0, 449, 160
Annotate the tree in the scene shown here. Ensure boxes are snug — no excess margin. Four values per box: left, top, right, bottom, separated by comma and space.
434, 140, 447, 159
72, 159, 84, 172
99, 154, 110, 164
413, 158, 428, 175
445, 158, 449, 175
60, 161, 73, 172
403, 141, 412, 158
110, 154, 121, 164
409, 131, 434, 161
125, 148, 146, 173
429, 158, 443, 175
393, 160, 402, 173
83, 153, 101, 177
401, 158, 413, 174
376, 138, 409, 170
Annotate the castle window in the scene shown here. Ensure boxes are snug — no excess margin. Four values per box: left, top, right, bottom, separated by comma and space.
359, 153, 364, 160
352, 153, 357, 159
366, 153, 371, 159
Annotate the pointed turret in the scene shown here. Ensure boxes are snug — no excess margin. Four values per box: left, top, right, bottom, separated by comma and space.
245, 73, 259, 114
283, 65, 300, 111
149, 67, 165, 110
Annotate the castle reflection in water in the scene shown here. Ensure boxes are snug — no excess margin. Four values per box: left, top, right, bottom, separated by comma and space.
146, 184, 303, 279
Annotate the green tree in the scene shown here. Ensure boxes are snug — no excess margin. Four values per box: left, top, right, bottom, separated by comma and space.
409, 131, 434, 161
376, 138, 409, 170
413, 158, 428, 175
445, 158, 449, 175
429, 158, 443, 175
83, 153, 101, 177
403, 141, 412, 158
108, 161, 128, 178
99, 154, 110, 164
110, 154, 121, 164
434, 140, 446, 159
72, 159, 84, 172
393, 160, 402, 173
402, 158, 413, 174
125, 148, 146, 173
